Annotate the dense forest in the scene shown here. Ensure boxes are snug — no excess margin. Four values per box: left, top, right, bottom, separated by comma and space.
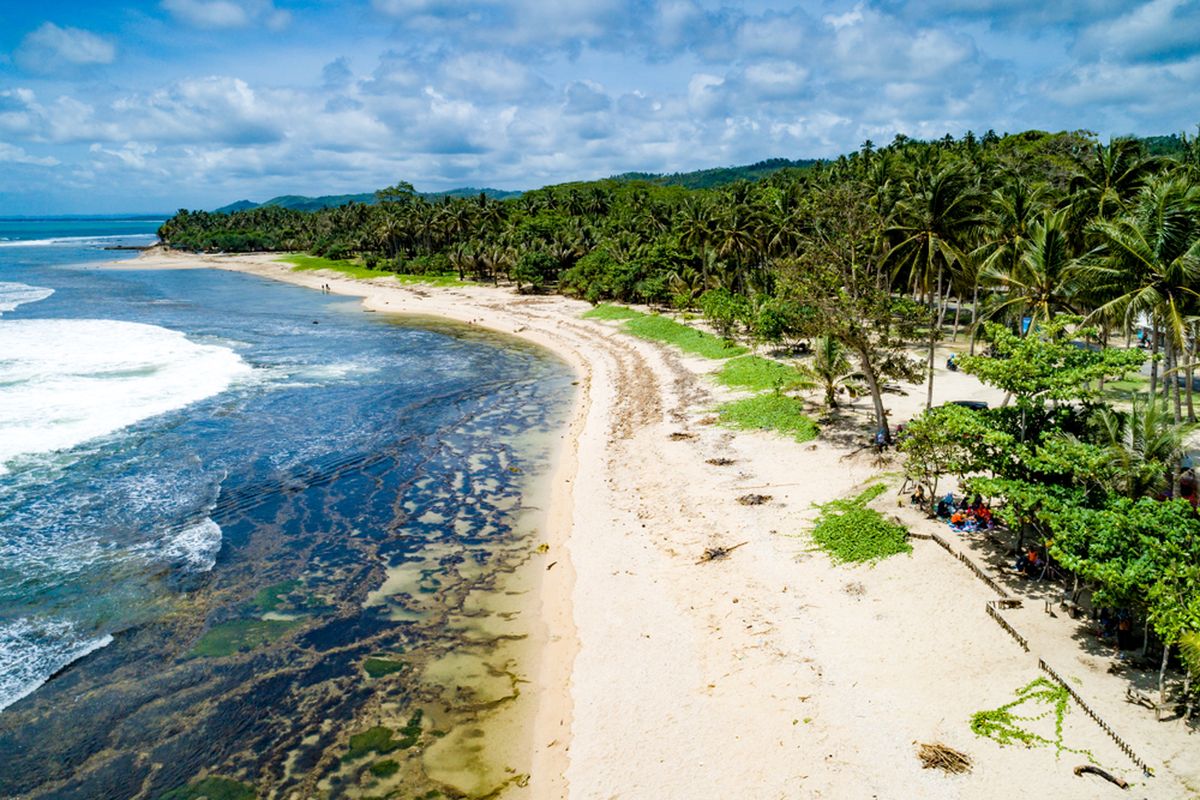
161, 126, 1200, 713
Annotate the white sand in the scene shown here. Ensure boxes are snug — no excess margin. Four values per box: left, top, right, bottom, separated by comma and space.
115, 250, 1198, 799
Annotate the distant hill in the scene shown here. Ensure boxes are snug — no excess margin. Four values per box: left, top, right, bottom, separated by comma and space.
610, 157, 822, 189
213, 187, 522, 214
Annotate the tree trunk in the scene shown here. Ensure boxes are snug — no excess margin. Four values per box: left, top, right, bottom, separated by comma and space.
856, 346, 889, 439
925, 266, 942, 410
969, 278, 980, 356
1098, 328, 1108, 390
951, 294, 963, 341
1150, 325, 1160, 397
1188, 322, 1196, 423
1160, 642, 1171, 713
1171, 339, 1183, 499
1143, 618, 1151, 657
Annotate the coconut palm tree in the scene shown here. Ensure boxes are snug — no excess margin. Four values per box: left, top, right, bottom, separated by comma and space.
1094, 399, 1182, 499
1068, 137, 1159, 223
979, 207, 1080, 331
886, 165, 984, 407
1081, 176, 1200, 410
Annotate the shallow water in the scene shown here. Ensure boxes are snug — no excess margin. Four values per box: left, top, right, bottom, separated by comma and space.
0, 221, 574, 798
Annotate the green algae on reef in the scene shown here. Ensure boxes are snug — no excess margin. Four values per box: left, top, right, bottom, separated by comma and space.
363, 657, 407, 678
255, 579, 302, 612
189, 618, 303, 658
159, 776, 256, 800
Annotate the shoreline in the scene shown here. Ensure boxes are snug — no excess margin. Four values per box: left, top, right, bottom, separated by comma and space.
117, 249, 590, 798
110, 249, 1199, 800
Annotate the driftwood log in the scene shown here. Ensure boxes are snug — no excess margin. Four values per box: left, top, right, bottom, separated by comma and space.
1073, 765, 1128, 789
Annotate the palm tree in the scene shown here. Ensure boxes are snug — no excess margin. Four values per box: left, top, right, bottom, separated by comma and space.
805, 335, 863, 410
886, 165, 983, 407
1082, 176, 1200, 414
1094, 399, 1182, 499
972, 176, 1048, 347
979, 208, 1080, 331
1068, 137, 1159, 223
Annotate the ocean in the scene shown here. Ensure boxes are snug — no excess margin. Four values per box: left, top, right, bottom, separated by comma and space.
0, 219, 573, 798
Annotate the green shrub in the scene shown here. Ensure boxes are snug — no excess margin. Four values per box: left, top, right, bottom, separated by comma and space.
808, 484, 910, 563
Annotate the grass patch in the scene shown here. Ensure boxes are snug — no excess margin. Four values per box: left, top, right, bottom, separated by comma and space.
1100, 374, 1150, 404
159, 777, 256, 800
278, 253, 392, 279
717, 393, 818, 442
808, 484, 911, 563
277, 254, 466, 285
254, 579, 300, 612
363, 657, 407, 678
623, 314, 747, 359
190, 618, 300, 658
368, 759, 400, 778
388, 272, 465, 286
715, 355, 812, 392
582, 303, 644, 321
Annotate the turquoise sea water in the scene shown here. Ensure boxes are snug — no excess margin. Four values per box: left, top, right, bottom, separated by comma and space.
0, 219, 573, 797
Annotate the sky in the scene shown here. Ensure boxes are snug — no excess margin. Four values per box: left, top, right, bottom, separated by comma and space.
0, 0, 1198, 214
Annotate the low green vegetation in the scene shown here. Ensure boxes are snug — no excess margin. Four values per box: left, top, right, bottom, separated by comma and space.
624, 313, 747, 358
363, 657, 406, 678
717, 394, 818, 442
254, 579, 300, 612
190, 618, 300, 658
970, 677, 1095, 762
1100, 374, 1150, 404
279, 254, 466, 285
159, 777, 256, 800
809, 484, 911, 563
584, 303, 747, 358
279, 253, 391, 279
581, 303, 643, 320
714, 355, 811, 392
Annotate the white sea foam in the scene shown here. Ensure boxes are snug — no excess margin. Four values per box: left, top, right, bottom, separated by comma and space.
0, 319, 251, 472
143, 517, 223, 572
0, 617, 113, 712
0, 282, 54, 316
0, 234, 157, 248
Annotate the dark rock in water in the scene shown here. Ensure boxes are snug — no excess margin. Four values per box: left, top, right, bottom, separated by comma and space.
300, 614, 397, 652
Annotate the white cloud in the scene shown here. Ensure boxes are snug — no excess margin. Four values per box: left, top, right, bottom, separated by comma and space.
161, 0, 291, 30
0, 143, 59, 167
1075, 0, 1200, 62
14, 23, 116, 74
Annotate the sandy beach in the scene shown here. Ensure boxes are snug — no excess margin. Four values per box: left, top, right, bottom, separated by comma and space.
118, 250, 1199, 799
